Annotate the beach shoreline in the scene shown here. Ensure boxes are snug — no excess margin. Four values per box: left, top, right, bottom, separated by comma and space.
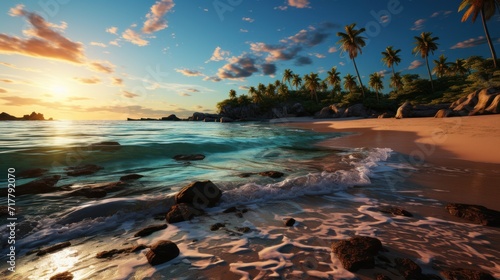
282, 115, 500, 211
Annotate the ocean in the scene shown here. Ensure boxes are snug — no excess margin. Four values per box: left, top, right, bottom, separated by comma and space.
0, 120, 498, 279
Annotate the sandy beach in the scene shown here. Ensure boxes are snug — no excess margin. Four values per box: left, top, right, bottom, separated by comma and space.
286, 115, 500, 211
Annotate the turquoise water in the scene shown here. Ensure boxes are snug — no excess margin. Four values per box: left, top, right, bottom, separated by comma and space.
0, 121, 498, 279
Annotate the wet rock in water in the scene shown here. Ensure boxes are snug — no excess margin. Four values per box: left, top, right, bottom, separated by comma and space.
238, 172, 255, 178
173, 154, 205, 161
236, 227, 251, 233
210, 223, 225, 231
331, 236, 383, 272
120, 174, 144, 181
394, 258, 423, 279
36, 241, 71, 256
259, 171, 284, 178
17, 168, 48, 178
166, 203, 204, 224
446, 203, 500, 227
49, 271, 74, 280
223, 206, 238, 213
175, 180, 222, 208
65, 164, 103, 176
378, 206, 413, 217
134, 224, 168, 237
15, 175, 61, 196
67, 181, 125, 198
442, 268, 495, 280
285, 218, 296, 227
96, 245, 148, 259
145, 240, 180, 266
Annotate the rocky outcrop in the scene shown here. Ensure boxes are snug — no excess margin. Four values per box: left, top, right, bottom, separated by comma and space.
134, 224, 168, 237
446, 203, 500, 227
331, 236, 383, 272
394, 258, 424, 279
189, 112, 220, 122
378, 112, 395, 118
14, 175, 61, 196
343, 103, 369, 118
165, 203, 204, 223
448, 87, 500, 117
145, 240, 180, 265
434, 109, 454, 118
0, 111, 50, 121
161, 114, 181, 121
315, 104, 344, 119
175, 180, 222, 208
220, 117, 234, 123
0, 112, 18, 120
396, 102, 449, 119
96, 244, 147, 259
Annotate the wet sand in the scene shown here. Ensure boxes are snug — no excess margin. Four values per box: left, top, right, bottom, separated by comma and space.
286, 115, 500, 211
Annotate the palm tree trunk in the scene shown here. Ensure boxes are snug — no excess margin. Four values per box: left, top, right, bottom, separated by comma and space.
391, 66, 395, 77
352, 57, 365, 98
481, 8, 498, 69
425, 56, 434, 92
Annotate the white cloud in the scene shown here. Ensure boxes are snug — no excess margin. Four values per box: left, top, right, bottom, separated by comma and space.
122, 29, 148, 46
142, 0, 175, 34
288, 0, 310, 8
411, 19, 426, 31
408, 60, 423, 70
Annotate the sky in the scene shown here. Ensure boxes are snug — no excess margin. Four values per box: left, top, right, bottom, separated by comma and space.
0, 0, 499, 120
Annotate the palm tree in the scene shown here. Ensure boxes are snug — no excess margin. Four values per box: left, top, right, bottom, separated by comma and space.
266, 83, 276, 97
337, 23, 367, 97
390, 72, 404, 91
326, 67, 342, 95
449, 59, 469, 76
274, 80, 281, 88
369, 73, 384, 102
381, 46, 402, 76
320, 80, 328, 93
303, 73, 320, 102
412, 32, 439, 92
248, 86, 262, 104
459, 0, 500, 68
282, 69, 294, 88
432, 54, 451, 78
229, 89, 237, 100
277, 84, 289, 100
257, 83, 266, 96
291, 74, 302, 91
343, 74, 357, 94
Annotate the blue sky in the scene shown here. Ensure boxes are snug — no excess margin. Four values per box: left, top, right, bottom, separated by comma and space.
0, 0, 499, 120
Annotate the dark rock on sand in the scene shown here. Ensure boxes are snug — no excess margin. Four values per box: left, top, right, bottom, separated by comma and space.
378, 112, 395, 119
36, 241, 71, 256
259, 171, 284, 178
173, 154, 206, 161
120, 174, 144, 181
378, 206, 413, 217
223, 206, 238, 213
15, 175, 61, 196
446, 203, 500, 227
331, 236, 383, 272
449, 87, 500, 116
285, 218, 296, 227
175, 180, 222, 208
210, 223, 225, 231
434, 109, 455, 118
145, 240, 180, 266
442, 268, 495, 280
166, 203, 204, 224
49, 271, 74, 280
96, 245, 148, 259
394, 258, 424, 279
17, 168, 48, 178
65, 164, 103, 176
134, 224, 168, 237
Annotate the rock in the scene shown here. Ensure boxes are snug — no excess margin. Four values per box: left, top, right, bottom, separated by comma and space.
161, 114, 181, 121
67, 181, 125, 198
96, 245, 148, 259
36, 241, 71, 256
331, 236, 383, 272
485, 94, 500, 114
134, 224, 168, 237
434, 109, 454, 118
238, 172, 255, 178
22, 111, 45, 120
210, 223, 225, 231
0, 112, 18, 120
17, 168, 48, 178
173, 154, 205, 161
259, 171, 284, 178
120, 174, 144, 181
378, 112, 395, 119
394, 258, 423, 279
220, 117, 234, 123
236, 227, 251, 233
344, 103, 368, 118
396, 101, 412, 119
49, 271, 74, 280
412, 104, 450, 118
315, 105, 337, 119
378, 206, 413, 217
175, 180, 222, 208
65, 164, 103, 176
442, 268, 495, 280
450, 88, 500, 116
285, 218, 296, 227
223, 206, 238, 213
145, 240, 180, 266
469, 87, 500, 115
14, 175, 61, 196
203, 117, 216, 122
446, 203, 500, 227
166, 203, 204, 223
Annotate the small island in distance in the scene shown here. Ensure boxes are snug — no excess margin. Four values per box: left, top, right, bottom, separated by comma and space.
0, 111, 52, 121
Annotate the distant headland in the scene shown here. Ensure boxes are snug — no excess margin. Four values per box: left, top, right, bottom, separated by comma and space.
0, 112, 52, 121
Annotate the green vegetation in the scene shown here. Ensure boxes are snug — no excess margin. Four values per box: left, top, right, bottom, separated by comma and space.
216, 2, 500, 117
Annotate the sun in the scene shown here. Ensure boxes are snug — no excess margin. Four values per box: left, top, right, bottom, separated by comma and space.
50, 84, 68, 97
